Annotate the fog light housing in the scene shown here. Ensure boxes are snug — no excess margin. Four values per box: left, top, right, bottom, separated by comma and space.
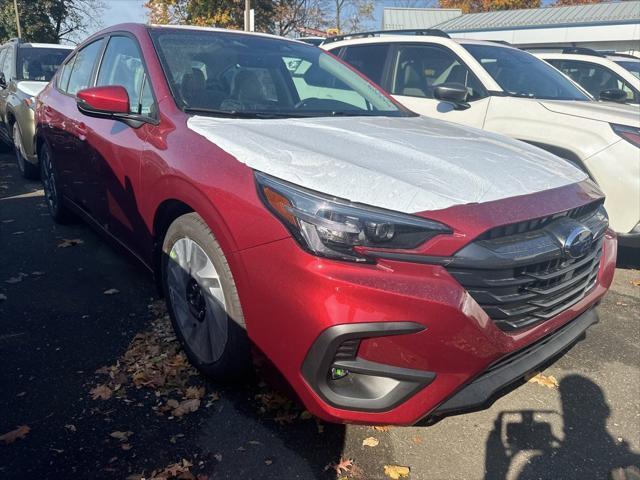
302, 322, 436, 412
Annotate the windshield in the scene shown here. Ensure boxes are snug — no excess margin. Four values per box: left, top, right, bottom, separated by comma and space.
615, 60, 640, 79
17, 47, 71, 81
463, 44, 591, 101
149, 28, 408, 118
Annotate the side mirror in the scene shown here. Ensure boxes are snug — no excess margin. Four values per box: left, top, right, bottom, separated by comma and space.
599, 88, 628, 103
77, 85, 130, 115
0, 72, 6, 89
434, 83, 470, 110
76, 85, 149, 128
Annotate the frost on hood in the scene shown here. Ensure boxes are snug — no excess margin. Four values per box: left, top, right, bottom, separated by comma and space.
187, 115, 587, 213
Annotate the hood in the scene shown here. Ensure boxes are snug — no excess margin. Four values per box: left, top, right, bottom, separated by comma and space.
540, 100, 640, 127
188, 115, 587, 214
16, 81, 47, 97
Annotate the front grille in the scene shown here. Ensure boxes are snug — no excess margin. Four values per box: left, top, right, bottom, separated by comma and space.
478, 200, 603, 241
447, 205, 607, 331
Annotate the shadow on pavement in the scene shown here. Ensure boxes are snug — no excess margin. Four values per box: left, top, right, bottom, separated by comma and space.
0, 155, 345, 479
484, 374, 640, 480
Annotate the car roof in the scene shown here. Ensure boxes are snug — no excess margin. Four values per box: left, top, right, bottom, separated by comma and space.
18, 43, 74, 50
147, 24, 307, 44
323, 34, 512, 50
607, 55, 640, 63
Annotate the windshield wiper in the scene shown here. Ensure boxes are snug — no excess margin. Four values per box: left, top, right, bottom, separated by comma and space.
183, 107, 307, 119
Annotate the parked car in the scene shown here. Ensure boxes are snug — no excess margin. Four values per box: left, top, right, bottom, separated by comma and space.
322, 31, 640, 247
534, 48, 640, 104
0, 38, 73, 178
36, 24, 616, 425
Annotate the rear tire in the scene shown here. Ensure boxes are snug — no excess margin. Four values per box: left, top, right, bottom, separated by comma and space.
39, 141, 73, 223
161, 213, 252, 381
14, 122, 39, 179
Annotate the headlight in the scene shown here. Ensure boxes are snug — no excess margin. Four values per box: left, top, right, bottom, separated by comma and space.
611, 123, 640, 147
255, 172, 451, 263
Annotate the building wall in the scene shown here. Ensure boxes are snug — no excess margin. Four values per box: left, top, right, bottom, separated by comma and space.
449, 23, 640, 55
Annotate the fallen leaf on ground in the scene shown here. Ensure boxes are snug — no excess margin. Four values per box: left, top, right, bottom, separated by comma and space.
172, 398, 200, 417
121, 443, 132, 451
330, 458, 353, 475
373, 425, 391, 432
90, 384, 113, 400
526, 372, 559, 389
64, 424, 76, 433
631, 280, 640, 287
362, 436, 379, 447
264, 458, 273, 466
384, 465, 410, 479
103, 288, 120, 295
31, 271, 45, 276
185, 386, 205, 400
213, 453, 222, 462
110, 431, 133, 442
0, 425, 30, 444
57, 238, 83, 248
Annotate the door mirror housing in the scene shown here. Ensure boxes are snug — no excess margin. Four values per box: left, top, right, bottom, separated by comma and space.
599, 88, 628, 103
76, 85, 149, 128
434, 83, 470, 110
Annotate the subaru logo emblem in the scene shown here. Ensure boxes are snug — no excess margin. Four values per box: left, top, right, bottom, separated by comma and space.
564, 225, 594, 259
546, 218, 594, 259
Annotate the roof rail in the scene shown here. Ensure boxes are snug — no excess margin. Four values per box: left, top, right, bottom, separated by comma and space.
561, 47, 604, 57
483, 40, 511, 46
604, 52, 640, 60
321, 29, 449, 45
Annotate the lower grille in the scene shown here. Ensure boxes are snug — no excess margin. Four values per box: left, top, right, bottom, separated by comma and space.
447, 206, 607, 331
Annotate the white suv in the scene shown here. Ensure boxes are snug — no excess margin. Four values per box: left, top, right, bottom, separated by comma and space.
322, 32, 640, 247
535, 49, 640, 105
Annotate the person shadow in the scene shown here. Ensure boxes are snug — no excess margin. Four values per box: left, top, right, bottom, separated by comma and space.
484, 374, 640, 480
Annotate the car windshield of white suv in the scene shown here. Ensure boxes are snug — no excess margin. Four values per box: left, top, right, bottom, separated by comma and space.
149, 28, 409, 118
17, 47, 71, 82
615, 60, 640, 79
463, 44, 591, 101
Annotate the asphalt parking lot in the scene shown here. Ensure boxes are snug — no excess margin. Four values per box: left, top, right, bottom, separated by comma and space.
1, 151, 638, 480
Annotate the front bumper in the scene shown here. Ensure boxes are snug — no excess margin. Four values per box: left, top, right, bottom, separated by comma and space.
429, 306, 598, 419
617, 222, 640, 248
237, 229, 616, 425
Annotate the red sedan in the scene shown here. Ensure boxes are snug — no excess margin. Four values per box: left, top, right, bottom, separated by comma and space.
35, 24, 616, 425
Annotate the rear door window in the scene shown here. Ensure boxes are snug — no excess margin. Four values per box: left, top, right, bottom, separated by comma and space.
340, 44, 390, 85
66, 39, 104, 96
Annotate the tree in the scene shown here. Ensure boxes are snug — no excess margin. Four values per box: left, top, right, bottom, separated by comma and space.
272, 0, 327, 36
146, 0, 275, 32
439, 0, 539, 13
391, 0, 438, 7
0, 0, 104, 43
330, 0, 374, 33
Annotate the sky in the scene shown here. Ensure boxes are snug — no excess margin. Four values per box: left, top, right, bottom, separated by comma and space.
99, 0, 411, 34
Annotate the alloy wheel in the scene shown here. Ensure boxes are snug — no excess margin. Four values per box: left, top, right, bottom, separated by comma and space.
40, 147, 58, 213
167, 237, 228, 364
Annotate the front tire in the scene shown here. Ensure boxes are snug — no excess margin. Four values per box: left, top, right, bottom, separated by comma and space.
14, 122, 39, 179
161, 213, 252, 381
39, 141, 73, 223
